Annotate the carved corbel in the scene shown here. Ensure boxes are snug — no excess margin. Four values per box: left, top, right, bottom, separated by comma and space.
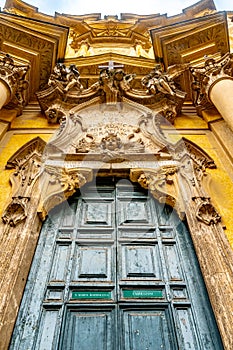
38, 166, 93, 220
175, 138, 216, 189
130, 165, 184, 218
192, 196, 221, 225
1, 137, 46, 227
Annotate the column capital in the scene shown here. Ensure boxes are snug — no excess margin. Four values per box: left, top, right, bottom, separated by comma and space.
0, 53, 30, 113
190, 53, 233, 114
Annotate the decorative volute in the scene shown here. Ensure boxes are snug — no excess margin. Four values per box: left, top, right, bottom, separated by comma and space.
0, 53, 30, 114
190, 52, 233, 132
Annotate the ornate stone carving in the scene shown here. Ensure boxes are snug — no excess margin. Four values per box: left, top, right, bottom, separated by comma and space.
37, 62, 187, 124
190, 53, 233, 114
2, 197, 29, 227
98, 67, 136, 104
0, 53, 29, 113
45, 103, 67, 124
175, 137, 216, 186
193, 196, 221, 225
2, 137, 46, 226
48, 63, 83, 93
73, 124, 145, 162
130, 166, 184, 217
141, 64, 187, 98
69, 16, 153, 59
0, 23, 54, 90
38, 166, 93, 220
165, 21, 228, 66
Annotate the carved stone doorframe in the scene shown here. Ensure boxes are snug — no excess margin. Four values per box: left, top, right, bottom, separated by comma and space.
1, 137, 233, 349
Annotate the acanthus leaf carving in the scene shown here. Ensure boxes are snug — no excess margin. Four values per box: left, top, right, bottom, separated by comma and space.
130, 165, 184, 218
1, 137, 46, 227
193, 196, 221, 225
38, 166, 93, 220
0, 53, 30, 114
190, 52, 233, 114
175, 137, 216, 187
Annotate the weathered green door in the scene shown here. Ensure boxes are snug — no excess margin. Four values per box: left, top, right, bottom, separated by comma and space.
10, 178, 223, 349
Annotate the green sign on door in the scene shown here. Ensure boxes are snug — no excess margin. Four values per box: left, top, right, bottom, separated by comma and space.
72, 291, 112, 299
123, 290, 163, 298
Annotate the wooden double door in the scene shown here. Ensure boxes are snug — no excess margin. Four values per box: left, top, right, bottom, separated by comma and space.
10, 178, 223, 349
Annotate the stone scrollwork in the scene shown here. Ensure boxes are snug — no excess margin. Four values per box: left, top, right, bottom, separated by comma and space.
38, 166, 93, 220
190, 52, 233, 114
193, 196, 221, 225
130, 165, 184, 218
175, 137, 216, 186
0, 53, 30, 114
45, 103, 67, 124
1, 137, 46, 227
2, 197, 29, 227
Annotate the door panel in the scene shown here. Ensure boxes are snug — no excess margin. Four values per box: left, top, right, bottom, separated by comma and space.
60, 307, 115, 350
10, 178, 223, 350
72, 244, 113, 281
120, 244, 161, 279
121, 306, 174, 350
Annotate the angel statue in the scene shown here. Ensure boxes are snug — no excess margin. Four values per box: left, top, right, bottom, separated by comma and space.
142, 64, 189, 98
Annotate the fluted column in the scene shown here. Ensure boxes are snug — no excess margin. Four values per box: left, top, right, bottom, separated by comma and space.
190, 53, 233, 132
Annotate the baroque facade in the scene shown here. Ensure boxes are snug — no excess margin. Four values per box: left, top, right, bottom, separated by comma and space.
0, 0, 233, 349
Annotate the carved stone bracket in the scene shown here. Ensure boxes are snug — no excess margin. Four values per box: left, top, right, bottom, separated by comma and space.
38, 166, 93, 220
1, 137, 46, 227
130, 166, 184, 218
0, 53, 30, 114
190, 52, 233, 114
192, 196, 221, 225
175, 137, 216, 188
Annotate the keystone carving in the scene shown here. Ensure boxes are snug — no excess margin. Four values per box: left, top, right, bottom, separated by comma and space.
73, 125, 145, 162
190, 52, 233, 114
193, 197, 221, 225
0, 53, 30, 114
